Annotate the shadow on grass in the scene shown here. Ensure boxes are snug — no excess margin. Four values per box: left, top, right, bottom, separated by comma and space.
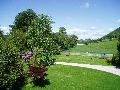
12, 75, 26, 90
33, 78, 50, 87
115, 66, 120, 69
111, 61, 120, 68
0, 75, 26, 90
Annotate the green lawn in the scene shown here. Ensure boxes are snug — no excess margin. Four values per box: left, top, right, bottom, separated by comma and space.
71, 40, 117, 54
55, 55, 111, 66
22, 40, 118, 90
23, 65, 120, 90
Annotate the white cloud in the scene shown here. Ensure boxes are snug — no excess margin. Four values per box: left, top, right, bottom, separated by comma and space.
0, 26, 11, 35
117, 19, 120, 23
67, 26, 114, 40
65, 16, 72, 20
108, 28, 114, 31
80, 2, 90, 8
85, 2, 90, 8
90, 26, 97, 30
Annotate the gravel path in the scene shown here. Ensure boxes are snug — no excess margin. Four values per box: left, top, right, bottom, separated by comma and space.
55, 62, 120, 76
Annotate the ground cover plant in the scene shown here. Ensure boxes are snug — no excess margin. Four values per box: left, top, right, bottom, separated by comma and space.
23, 65, 120, 90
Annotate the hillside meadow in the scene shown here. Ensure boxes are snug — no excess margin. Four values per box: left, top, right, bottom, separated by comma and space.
71, 40, 117, 54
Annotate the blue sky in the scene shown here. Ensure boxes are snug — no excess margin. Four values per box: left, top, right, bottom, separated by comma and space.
0, 0, 120, 39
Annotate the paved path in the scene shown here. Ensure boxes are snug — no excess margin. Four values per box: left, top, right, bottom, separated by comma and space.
55, 62, 120, 76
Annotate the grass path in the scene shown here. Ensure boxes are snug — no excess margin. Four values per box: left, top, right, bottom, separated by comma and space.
55, 62, 120, 76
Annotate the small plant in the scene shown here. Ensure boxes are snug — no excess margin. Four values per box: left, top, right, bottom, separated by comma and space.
106, 57, 112, 64
29, 64, 48, 80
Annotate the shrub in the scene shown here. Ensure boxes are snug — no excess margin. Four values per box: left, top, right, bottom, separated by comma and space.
112, 38, 120, 65
106, 57, 112, 64
0, 36, 25, 90
29, 64, 48, 80
112, 52, 120, 65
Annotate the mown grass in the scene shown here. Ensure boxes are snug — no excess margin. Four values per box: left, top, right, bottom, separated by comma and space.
55, 55, 110, 66
23, 65, 120, 90
71, 40, 117, 54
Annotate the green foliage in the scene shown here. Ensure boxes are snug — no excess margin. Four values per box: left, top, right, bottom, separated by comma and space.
27, 14, 53, 47
10, 9, 37, 32
59, 27, 67, 34
0, 9, 59, 89
0, 36, 25, 90
27, 14, 56, 66
53, 27, 78, 51
68, 34, 78, 48
102, 27, 120, 40
0, 9, 78, 89
57, 27, 69, 50
78, 39, 99, 45
112, 38, 120, 65
10, 29, 28, 51
0, 29, 3, 35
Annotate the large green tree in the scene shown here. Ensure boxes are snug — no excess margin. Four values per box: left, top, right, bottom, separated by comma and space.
27, 14, 56, 65
10, 9, 37, 32
9, 9, 58, 82
10, 9, 37, 51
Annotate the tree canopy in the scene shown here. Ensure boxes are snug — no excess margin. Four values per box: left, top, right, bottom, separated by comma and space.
10, 9, 37, 32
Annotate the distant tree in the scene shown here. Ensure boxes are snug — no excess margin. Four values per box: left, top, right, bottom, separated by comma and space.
58, 27, 69, 50
59, 27, 67, 34
78, 39, 84, 44
69, 34, 78, 48
53, 27, 78, 51
0, 26, 3, 35
0, 29, 3, 35
51, 32, 61, 54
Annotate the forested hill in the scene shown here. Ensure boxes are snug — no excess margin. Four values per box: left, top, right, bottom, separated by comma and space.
102, 27, 120, 39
